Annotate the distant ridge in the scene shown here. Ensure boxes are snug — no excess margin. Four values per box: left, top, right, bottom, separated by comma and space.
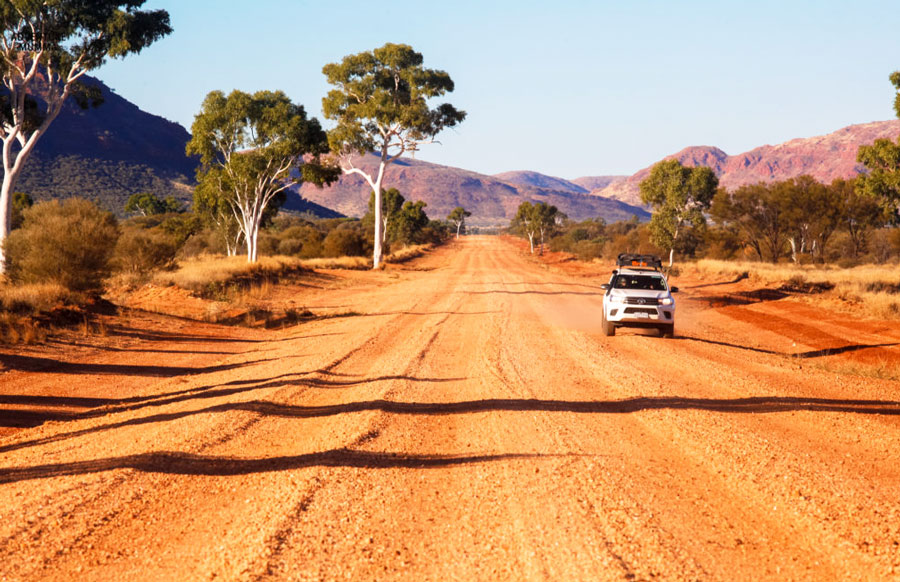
10, 75, 338, 219
295, 155, 650, 226
493, 171, 589, 194
592, 120, 900, 206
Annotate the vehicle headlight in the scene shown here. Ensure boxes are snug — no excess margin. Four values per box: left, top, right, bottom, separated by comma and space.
660, 296, 674, 306
608, 294, 625, 304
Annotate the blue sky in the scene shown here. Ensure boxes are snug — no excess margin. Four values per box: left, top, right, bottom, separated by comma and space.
96, 0, 900, 180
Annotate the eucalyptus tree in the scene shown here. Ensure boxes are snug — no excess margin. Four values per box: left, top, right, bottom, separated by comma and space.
639, 159, 718, 266
322, 43, 466, 268
447, 206, 471, 239
0, 1, 171, 273
513, 201, 539, 253
512, 201, 559, 255
366, 187, 404, 245
855, 70, 900, 223
187, 90, 334, 262
832, 178, 884, 257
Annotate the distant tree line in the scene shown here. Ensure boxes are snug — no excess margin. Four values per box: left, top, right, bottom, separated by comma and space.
510, 170, 899, 266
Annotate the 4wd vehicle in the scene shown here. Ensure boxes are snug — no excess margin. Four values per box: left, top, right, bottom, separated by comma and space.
600, 254, 678, 338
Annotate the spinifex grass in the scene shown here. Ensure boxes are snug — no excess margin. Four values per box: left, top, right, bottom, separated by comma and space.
687, 260, 900, 319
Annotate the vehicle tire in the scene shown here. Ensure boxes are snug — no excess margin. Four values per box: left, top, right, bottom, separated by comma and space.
660, 324, 674, 338
602, 312, 615, 336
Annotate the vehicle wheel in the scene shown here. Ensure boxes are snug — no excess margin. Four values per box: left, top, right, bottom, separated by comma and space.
660, 324, 674, 338
602, 312, 615, 336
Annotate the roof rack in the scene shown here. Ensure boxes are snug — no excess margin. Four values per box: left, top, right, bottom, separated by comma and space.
616, 253, 663, 270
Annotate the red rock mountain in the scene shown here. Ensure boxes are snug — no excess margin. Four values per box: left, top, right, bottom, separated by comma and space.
594, 120, 900, 206
293, 155, 649, 226
492, 171, 589, 194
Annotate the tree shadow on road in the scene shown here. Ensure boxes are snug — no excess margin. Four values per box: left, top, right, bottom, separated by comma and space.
4, 392, 897, 457
673, 335, 899, 359
0, 353, 274, 377
0, 449, 558, 484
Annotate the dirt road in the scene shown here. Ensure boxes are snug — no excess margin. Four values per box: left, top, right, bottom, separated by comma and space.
1, 236, 899, 581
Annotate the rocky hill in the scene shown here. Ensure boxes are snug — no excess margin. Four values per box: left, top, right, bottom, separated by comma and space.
11, 76, 336, 218
593, 120, 900, 206
492, 171, 588, 194
294, 155, 650, 226
571, 175, 627, 192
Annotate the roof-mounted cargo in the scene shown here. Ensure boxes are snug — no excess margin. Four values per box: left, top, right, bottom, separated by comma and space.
616, 253, 663, 271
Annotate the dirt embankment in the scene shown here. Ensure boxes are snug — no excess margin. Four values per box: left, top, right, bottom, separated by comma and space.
1, 236, 898, 581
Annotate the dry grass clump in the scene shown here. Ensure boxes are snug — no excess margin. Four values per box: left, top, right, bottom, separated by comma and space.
688, 259, 900, 319
0, 283, 71, 344
0, 282, 71, 313
299, 256, 370, 270
154, 255, 308, 295
0, 312, 48, 344
385, 244, 432, 263
294, 244, 432, 270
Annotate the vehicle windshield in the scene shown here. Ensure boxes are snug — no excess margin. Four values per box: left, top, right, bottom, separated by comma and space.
612, 274, 667, 291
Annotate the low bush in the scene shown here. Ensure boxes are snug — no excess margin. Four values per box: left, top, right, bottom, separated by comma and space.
5, 199, 119, 292
323, 227, 367, 258
113, 227, 177, 275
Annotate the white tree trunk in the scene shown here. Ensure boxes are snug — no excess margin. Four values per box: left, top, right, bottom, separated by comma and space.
668, 247, 675, 268
455, 221, 462, 239
0, 170, 15, 273
788, 237, 799, 264
528, 233, 535, 254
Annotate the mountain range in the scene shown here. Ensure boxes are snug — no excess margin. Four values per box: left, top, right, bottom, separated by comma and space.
13, 76, 338, 218
588, 120, 900, 206
8, 77, 900, 225
294, 156, 649, 226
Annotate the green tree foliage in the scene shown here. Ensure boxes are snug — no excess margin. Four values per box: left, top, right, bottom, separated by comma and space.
832, 178, 885, 257
393, 200, 430, 245
775, 175, 843, 263
711, 183, 789, 262
322, 42, 465, 268
365, 188, 405, 245
192, 168, 242, 256
0, 1, 172, 273
5, 199, 119, 291
511, 201, 561, 255
854, 70, 900, 223
187, 89, 334, 262
857, 135, 900, 222
639, 159, 718, 266
447, 206, 472, 239
124, 191, 182, 216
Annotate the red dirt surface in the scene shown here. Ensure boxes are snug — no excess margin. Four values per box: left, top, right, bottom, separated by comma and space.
1, 236, 899, 581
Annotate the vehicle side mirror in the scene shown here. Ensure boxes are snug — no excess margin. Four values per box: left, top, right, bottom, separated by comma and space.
600, 283, 610, 290
670, 286, 679, 293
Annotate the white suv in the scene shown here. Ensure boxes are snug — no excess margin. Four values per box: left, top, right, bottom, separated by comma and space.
601, 254, 678, 338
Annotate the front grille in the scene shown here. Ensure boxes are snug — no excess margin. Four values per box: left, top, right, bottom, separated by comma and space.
624, 297, 660, 306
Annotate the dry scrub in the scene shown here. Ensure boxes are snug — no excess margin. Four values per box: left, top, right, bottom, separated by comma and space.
687, 259, 900, 319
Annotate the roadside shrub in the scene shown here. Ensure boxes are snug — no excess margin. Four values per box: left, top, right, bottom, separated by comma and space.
113, 227, 177, 274
323, 227, 366, 257
257, 232, 281, 257
6, 199, 119, 292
